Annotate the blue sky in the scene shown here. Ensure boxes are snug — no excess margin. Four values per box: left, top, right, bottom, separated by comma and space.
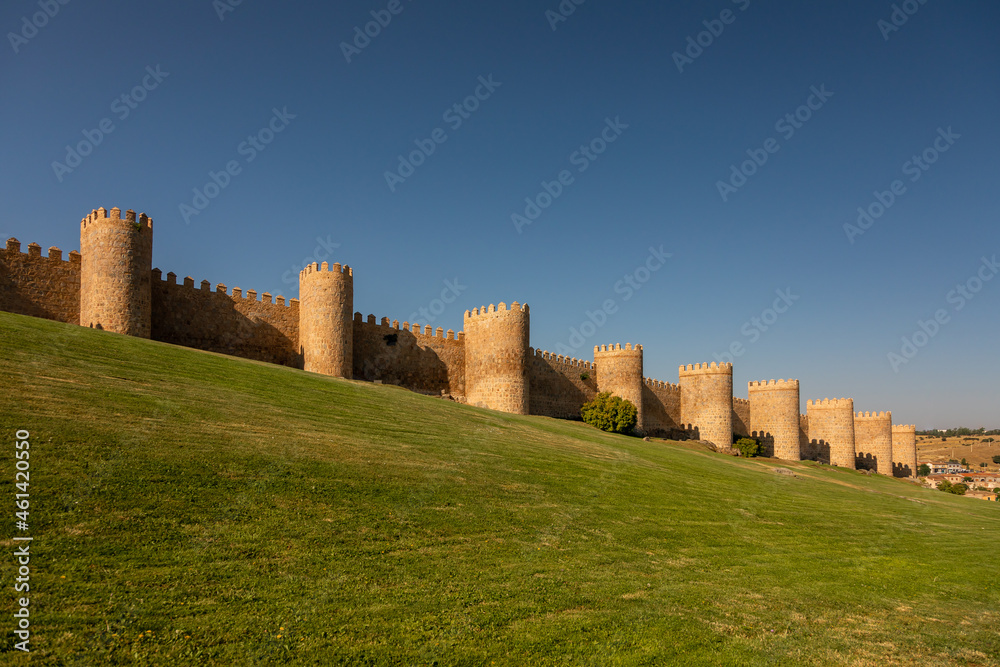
2, 0, 997, 428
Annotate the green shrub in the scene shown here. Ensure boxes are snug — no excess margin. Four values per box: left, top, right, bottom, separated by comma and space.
580, 392, 637, 435
734, 438, 761, 458
917, 464, 931, 476
580, 372, 589, 381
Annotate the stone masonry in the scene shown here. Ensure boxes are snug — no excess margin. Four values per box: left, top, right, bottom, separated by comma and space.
0, 206, 913, 475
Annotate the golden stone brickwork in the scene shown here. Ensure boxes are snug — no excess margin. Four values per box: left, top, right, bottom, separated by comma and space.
891, 424, 917, 478
594, 343, 645, 432
80, 207, 153, 338
0, 206, 918, 476
807, 398, 856, 469
854, 411, 893, 475
749, 379, 801, 460
299, 262, 353, 378
679, 362, 733, 448
463, 303, 530, 415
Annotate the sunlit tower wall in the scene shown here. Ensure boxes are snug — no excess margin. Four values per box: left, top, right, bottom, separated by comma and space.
748, 379, 801, 461
806, 398, 855, 469
594, 343, 644, 432
855, 411, 894, 476
679, 362, 733, 448
79, 207, 153, 338
299, 261, 354, 378
463, 302, 530, 415
891, 424, 918, 478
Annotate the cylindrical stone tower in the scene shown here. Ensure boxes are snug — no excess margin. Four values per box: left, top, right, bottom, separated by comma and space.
806, 398, 855, 468
463, 302, 530, 415
855, 411, 893, 475
891, 424, 917, 478
79, 207, 153, 338
679, 362, 733, 448
594, 343, 644, 432
748, 379, 801, 461
299, 261, 354, 378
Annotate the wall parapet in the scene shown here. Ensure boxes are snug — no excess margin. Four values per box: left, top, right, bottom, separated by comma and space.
749, 379, 799, 390
359, 313, 462, 341
855, 411, 892, 420
645, 377, 680, 391
530, 348, 592, 369
300, 261, 353, 278
679, 361, 732, 375
151, 268, 298, 309
465, 301, 529, 321
5, 238, 81, 265
891, 424, 916, 432
807, 398, 854, 409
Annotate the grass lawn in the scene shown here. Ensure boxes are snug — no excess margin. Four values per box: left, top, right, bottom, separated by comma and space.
1, 311, 998, 665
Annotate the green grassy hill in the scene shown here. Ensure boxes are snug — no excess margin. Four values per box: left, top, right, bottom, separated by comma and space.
1, 312, 998, 666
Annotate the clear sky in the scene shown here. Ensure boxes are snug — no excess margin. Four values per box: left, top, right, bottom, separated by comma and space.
2, 0, 997, 428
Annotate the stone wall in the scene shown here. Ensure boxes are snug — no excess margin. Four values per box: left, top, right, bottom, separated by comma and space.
807, 398, 855, 468
299, 262, 353, 378
352, 315, 465, 397
732, 397, 751, 439
464, 303, 530, 415
594, 344, 645, 431
891, 424, 917, 478
642, 378, 683, 438
0, 239, 81, 325
679, 362, 733, 447
749, 379, 801, 460
528, 349, 597, 420
855, 411, 893, 475
80, 207, 153, 338
150, 272, 301, 367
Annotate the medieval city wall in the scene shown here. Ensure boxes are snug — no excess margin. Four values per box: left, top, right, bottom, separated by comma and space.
733, 397, 751, 439
528, 349, 597, 420
855, 411, 893, 475
352, 315, 465, 397
150, 271, 301, 367
0, 239, 81, 325
642, 378, 683, 438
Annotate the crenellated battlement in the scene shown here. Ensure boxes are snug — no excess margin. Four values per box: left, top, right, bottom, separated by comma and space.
644, 377, 680, 391
855, 411, 891, 421
81, 206, 152, 231
733, 397, 750, 407
4, 238, 81, 265
594, 343, 643, 355
891, 424, 916, 432
464, 301, 530, 322
748, 378, 799, 391
300, 261, 353, 279
530, 348, 592, 369
807, 398, 854, 409
357, 312, 462, 341
679, 361, 732, 375
151, 268, 297, 308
